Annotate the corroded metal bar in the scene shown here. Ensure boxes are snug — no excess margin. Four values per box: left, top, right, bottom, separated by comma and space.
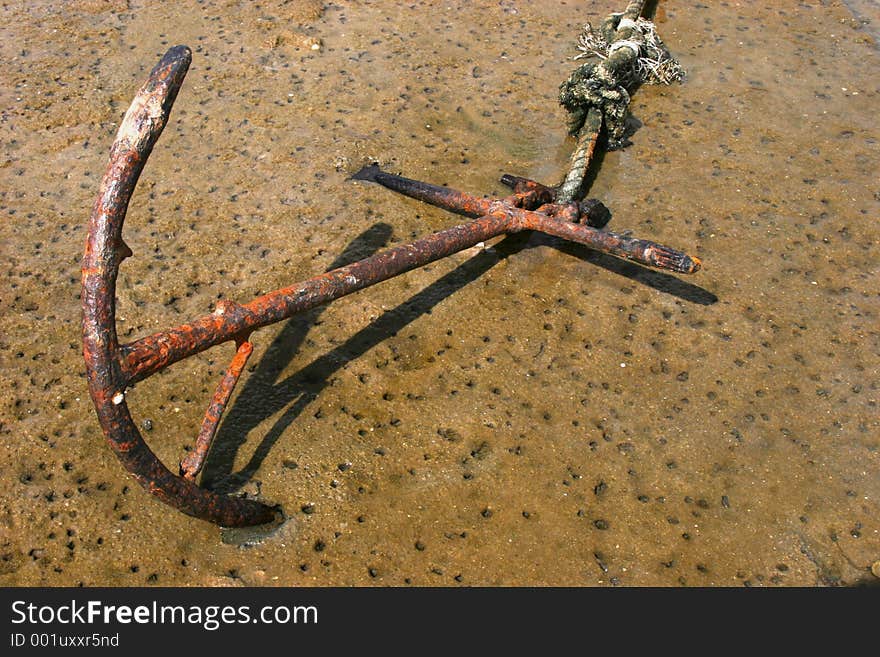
118, 210, 514, 385
352, 163, 496, 217
181, 340, 254, 480
525, 211, 701, 274
82, 46, 277, 527
356, 167, 701, 274
499, 174, 557, 203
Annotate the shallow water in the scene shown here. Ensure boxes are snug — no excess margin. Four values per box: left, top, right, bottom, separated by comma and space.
1, 1, 878, 586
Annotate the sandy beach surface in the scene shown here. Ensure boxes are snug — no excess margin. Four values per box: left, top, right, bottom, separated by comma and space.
1, 0, 878, 586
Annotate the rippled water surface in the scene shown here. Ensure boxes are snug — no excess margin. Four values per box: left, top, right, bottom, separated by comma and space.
1, 1, 878, 586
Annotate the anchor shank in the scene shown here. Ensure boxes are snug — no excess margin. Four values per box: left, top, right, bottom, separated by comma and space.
119, 210, 515, 384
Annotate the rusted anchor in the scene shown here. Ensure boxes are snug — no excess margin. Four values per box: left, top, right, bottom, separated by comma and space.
82, 46, 701, 527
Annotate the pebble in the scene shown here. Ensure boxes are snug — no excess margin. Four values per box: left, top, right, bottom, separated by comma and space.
203, 575, 243, 587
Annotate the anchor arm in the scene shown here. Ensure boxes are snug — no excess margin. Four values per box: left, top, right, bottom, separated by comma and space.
81, 46, 277, 527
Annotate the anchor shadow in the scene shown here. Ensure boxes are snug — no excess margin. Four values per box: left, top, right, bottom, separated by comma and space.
202, 225, 716, 492
202, 225, 517, 491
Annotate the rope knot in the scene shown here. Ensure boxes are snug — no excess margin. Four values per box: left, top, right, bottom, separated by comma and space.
558, 13, 684, 144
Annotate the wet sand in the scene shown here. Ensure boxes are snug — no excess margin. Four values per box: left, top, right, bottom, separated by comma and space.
1, 1, 878, 586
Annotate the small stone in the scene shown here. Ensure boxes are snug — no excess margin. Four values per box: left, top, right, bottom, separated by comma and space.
203, 575, 243, 587
871, 561, 880, 579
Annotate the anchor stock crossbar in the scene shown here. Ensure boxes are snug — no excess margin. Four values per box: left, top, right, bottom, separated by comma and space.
81, 46, 701, 527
